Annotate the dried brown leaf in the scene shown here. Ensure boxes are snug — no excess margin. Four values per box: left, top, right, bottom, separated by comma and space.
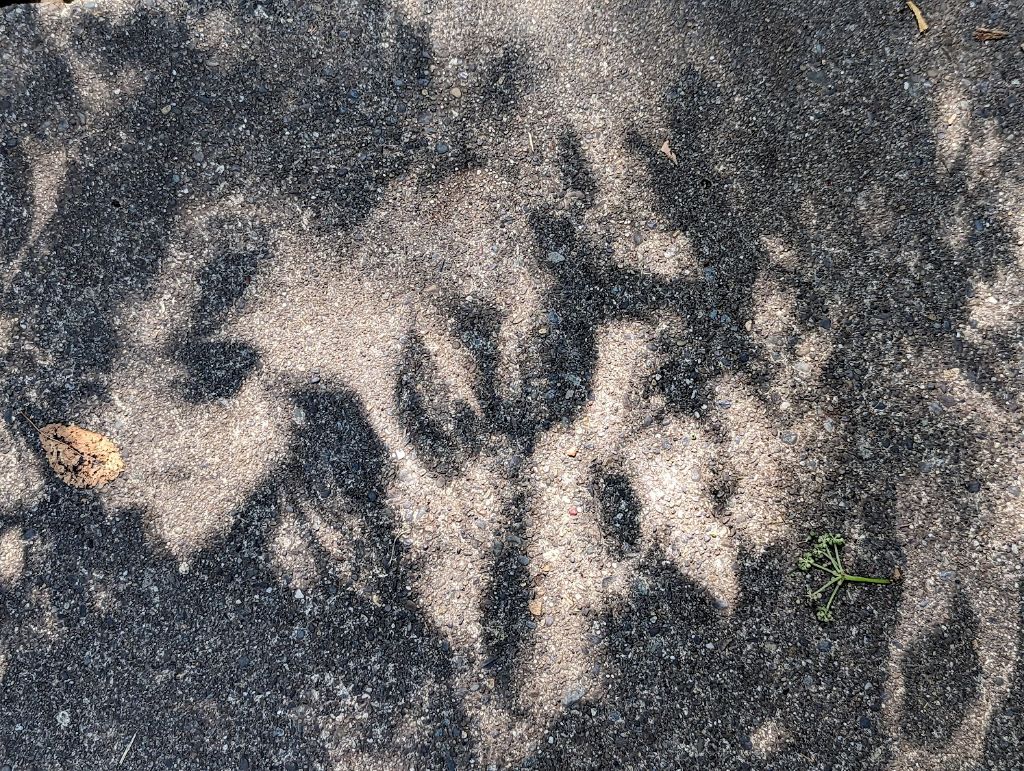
906, 1, 928, 34
659, 139, 678, 166
39, 423, 125, 489
973, 27, 1009, 41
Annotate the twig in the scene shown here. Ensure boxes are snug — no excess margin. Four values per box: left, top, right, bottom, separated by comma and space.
118, 733, 137, 766
18, 409, 41, 434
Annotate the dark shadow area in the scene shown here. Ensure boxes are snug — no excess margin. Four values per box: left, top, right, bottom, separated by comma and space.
171, 225, 269, 402
900, 593, 982, 747
590, 465, 641, 556
396, 332, 481, 477
479, 491, 533, 706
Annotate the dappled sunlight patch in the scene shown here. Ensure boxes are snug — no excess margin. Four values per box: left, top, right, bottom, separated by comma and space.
750, 718, 791, 758
750, 270, 799, 348
393, 461, 499, 653
623, 417, 739, 610
967, 123, 1008, 190
523, 425, 619, 722
935, 83, 970, 172
583, 321, 655, 426
102, 372, 288, 557
23, 144, 68, 246
0, 526, 25, 589
790, 330, 834, 396
232, 247, 414, 452
188, 8, 247, 58
965, 266, 1023, 335
711, 381, 795, 551
269, 503, 321, 592
0, 419, 44, 509
633, 230, 696, 279
759, 234, 800, 272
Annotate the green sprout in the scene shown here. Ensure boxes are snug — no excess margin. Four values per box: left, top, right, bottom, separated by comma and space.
797, 534, 891, 622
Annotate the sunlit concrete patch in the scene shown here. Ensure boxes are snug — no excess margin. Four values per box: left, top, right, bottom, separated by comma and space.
750, 263, 800, 373
23, 143, 68, 245
750, 718, 791, 757
269, 502, 321, 591
361, 167, 547, 314
965, 235, 1023, 336
967, 123, 1007, 190
624, 416, 739, 609
0, 526, 25, 589
235, 231, 413, 453
711, 380, 795, 551
935, 84, 970, 172
0, 419, 45, 511
188, 8, 247, 58
759, 234, 801, 272
391, 460, 500, 654
104, 371, 288, 557
631, 230, 696, 279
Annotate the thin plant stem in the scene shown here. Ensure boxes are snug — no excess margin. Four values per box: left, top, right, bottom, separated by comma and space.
832, 544, 846, 575
823, 582, 842, 615
810, 575, 841, 598
822, 546, 843, 574
844, 575, 891, 585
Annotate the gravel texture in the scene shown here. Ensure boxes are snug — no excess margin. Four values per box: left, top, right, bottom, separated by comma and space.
1, 0, 1023, 769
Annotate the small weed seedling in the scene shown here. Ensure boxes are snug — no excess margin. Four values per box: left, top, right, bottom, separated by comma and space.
798, 534, 891, 622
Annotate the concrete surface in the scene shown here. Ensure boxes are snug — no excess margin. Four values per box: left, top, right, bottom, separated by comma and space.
1, 0, 1023, 768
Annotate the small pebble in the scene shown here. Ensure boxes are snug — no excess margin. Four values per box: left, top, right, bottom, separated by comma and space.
562, 686, 585, 706
450, 86, 462, 98
966, 480, 982, 493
